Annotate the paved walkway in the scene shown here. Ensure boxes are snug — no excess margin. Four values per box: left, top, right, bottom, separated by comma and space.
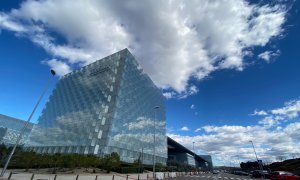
183, 174, 253, 180
0, 170, 169, 180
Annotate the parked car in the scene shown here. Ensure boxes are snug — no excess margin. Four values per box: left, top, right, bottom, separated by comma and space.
213, 170, 220, 174
270, 171, 300, 180
251, 170, 271, 178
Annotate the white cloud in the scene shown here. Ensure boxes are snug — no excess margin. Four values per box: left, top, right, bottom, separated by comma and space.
284, 122, 300, 139
44, 59, 72, 76
195, 128, 201, 132
251, 109, 268, 116
167, 127, 175, 134
0, 13, 27, 32
0, 0, 288, 98
162, 92, 175, 99
180, 126, 190, 131
258, 50, 280, 63
202, 125, 257, 134
249, 99, 300, 129
190, 104, 195, 109
258, 116, 279, 128
169, 122, 300, 166
164, 85, 199, 99
169, 98, 300, 166
32, 34, 95, 64
271, 99, 300, 119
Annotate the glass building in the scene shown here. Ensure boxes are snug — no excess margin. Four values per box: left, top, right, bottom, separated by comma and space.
0, 114, 33, 146
26, 49, 167, 164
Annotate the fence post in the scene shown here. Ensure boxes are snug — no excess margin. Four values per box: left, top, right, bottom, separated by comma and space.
76, 174, 79, 180
147, 173, 148, 180
30, 174, 35, 180
54, 174, 57, 180
8, 172, 13, 180
126, 175, 129, 180
138, 174, 140, 180
112, 175, 114, 180
95, 175, 98, 180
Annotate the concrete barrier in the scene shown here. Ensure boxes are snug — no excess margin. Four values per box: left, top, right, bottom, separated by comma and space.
169, 172, 176, 178
155, 172, 164, 180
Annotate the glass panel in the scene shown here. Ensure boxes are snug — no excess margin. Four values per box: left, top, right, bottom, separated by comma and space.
101, 117, 106, 125
98, 130, 102, 139
0, 114, 33, 145
26, 50, 120, 150
106, 50, 167, 165
94, 145, 99, 154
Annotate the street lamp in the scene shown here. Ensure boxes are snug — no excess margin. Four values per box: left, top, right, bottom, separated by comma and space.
236, 155, 241, 167
0, 70, 56, 177
193, 142, 196, 168
249, 140, 264, 174
249, 140, 259, 163
153, 106, 159, 180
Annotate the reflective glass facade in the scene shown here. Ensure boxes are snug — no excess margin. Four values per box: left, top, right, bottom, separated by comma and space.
0, 114, 33, 146
26, 49, 167, 164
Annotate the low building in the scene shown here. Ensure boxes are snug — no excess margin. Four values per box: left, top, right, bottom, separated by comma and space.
0, 114, 33, 146
167, 137, 213, 171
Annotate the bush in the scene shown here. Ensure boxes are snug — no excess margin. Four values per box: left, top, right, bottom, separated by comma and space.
7, 151, 102, 170
101, 152, 121, 173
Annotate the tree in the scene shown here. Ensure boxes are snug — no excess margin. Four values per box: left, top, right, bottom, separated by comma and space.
276, 156, 286, 162
155, 163, 166, 172
13, 151, 37, 171
0, 143, 8, 166
101, 152, 121, 173
133, 157, 144, 173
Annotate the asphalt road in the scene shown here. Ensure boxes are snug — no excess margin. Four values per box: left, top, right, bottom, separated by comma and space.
165, 173, 255, 180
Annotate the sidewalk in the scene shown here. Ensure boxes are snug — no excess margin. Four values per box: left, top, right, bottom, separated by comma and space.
0, 168, 182, 180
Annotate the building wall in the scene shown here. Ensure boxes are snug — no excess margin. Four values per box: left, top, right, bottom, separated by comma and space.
168, 152, 195, 166
198, 155, 213, 170
26, 49, 167, 164
27, 50, 120, 155
0, 127, 7, 142
104, 50, 167, 164
0, 114, 33, 146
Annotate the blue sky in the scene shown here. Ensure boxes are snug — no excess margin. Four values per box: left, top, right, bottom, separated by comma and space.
1, 0, 300, 166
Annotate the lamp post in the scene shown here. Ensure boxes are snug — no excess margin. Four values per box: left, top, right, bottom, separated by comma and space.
249, 140, 259, 163
0, 70, 56, 177
138, 146, 143, 178
153, 106, 159, 180
193, 142, 195, 168
249, 140, 264, 176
